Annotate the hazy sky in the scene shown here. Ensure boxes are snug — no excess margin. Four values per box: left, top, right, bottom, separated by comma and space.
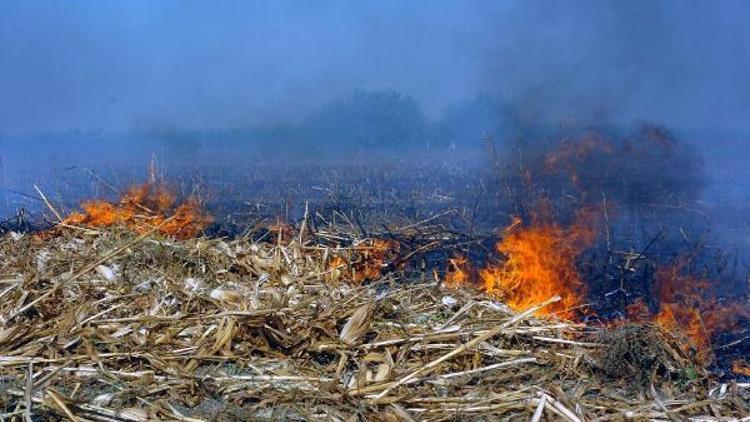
1, 0, 749, 133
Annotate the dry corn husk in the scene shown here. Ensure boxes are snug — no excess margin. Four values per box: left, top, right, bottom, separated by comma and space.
340, 302, 373, 345
0, 227, 746, 421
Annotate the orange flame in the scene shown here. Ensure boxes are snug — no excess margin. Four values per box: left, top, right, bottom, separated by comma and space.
478, 214, 596, 319
624, 298, 651, 322
326, 239, 400, 284
654, 303, 712, 361
645, 260, 750, 363
444, 255, 470, 289
445, 212, 595, 318
63, 181, 212, 239
443, 210, 597, 319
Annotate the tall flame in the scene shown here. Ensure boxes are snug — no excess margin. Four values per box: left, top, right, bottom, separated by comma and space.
478, 214, 596, 318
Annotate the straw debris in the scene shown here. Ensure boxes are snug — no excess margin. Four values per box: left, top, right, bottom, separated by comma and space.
595, 324, 683, 387
0, 227, 748, 420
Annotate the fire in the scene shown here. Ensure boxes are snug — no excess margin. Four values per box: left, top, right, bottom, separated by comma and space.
606, 260, 750, 366
652, 265, 712, 359
642, 260, 750, 363
326, 238, 400, 284
63, 181, 213, 239
624, 298, 651, 322
447, 210, 597, 319
440, 126, 745, 371
478, 214, 596, 319
654, 304, 712, 361
444, 255, 470, 289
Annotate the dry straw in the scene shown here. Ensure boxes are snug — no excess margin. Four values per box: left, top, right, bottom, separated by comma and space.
0, 225, 747, 420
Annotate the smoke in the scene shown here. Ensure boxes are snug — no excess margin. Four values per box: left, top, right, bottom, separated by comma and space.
0, 0, 749, 133
476, 1, 750, 131
1, 0, 749, 244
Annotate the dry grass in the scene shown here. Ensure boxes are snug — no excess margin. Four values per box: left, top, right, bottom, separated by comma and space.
0, 227, 748, 421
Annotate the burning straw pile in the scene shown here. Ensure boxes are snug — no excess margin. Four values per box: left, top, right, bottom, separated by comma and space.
1, 215, 749, 420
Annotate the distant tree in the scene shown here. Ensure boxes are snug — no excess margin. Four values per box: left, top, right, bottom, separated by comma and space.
303, 90, 428, 150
